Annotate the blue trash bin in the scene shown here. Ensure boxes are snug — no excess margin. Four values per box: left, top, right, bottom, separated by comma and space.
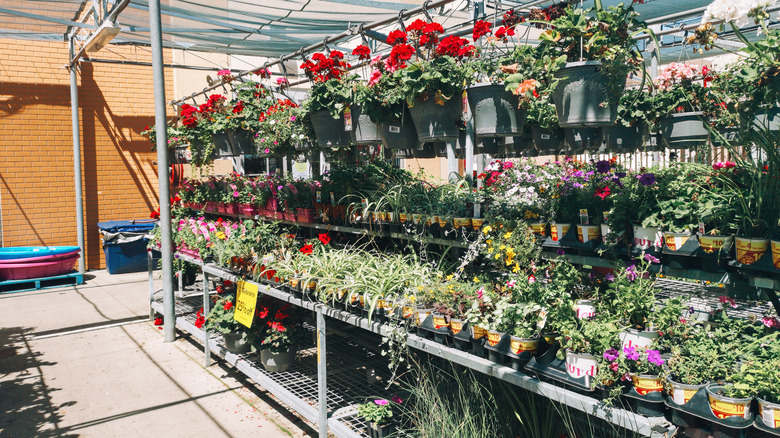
97, 220, 159, 274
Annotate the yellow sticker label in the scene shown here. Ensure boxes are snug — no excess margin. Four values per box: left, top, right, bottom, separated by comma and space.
233, 281, 258, 328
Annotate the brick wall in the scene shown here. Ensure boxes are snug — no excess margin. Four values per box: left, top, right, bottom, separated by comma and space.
0, 40, 173, 270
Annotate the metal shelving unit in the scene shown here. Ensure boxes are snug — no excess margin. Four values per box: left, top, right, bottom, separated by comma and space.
150, 250, 678, 438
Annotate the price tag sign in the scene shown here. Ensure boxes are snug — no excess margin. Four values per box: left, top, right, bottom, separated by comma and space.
699, 222, 706, 235
361, 198, 369, 209
316, 191, 322, 203
330, 192, 335, 204
233, 281, 258, 328
579, 209, 589, 225
344, 107, 353, 131
602, 212, 610, 224
462, 90, 468, 117
474, 203, 481, 219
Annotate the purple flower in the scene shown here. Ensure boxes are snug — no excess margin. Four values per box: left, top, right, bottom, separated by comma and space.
556, 249, 565, 255
763, 317, 780, 329
637, 173, 656, 186
605, 273, 615, 282
644, 254, 660, 264
623, 345, 639, 361
595, 160, 611, 173
374, 399, 389, 406
391, 395, 403, 404
646, 349, 664, 366
603, 348, 619, 362
615, 172, 627, 179
626, 265, 638, 281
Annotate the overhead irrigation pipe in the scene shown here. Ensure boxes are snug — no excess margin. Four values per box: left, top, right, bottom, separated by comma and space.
169, 0, 459, 106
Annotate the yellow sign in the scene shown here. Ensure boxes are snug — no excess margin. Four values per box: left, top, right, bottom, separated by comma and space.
233, 281, 258, 328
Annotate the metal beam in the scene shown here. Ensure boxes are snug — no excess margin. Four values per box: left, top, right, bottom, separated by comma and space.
68, 40, 86, 275
0, 7, 97, 30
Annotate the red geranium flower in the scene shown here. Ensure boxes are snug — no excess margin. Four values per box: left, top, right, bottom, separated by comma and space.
256, 307, 269, 319
150, 210, 160, 219
223, 280, 232, 287
386, 29, 408, 46
223, 301, 233, 311
352, 45, 371, 60
318, 233, 331, 245
472, 20, 492, 41
300, 244, 314, 255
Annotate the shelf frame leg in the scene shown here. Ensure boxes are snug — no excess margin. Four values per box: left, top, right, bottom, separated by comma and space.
148, 250, 155, 320
316, 305, 327, 438
203, 269, 211, 367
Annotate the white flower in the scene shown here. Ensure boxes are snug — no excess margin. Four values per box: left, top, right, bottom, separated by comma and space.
270, 120, 276, 125
702, 0, 776, 26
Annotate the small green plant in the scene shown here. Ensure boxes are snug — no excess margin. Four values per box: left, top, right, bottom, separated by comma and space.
357, 399, 394, 425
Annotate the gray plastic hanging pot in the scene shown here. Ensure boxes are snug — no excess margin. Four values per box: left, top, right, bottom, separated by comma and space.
603, 124, 647, 151
477, 137, 503, 155
710, 127, 738, 147
658, 111, 709, 148
408, 95, 462, 142
349, 105, 381, 145
466, 83, 526, 137
310, 110, 352, 148
532, 125, 564, 153
378, 108, 420, 150
564, 127, 603, 153
552, 61, 622, 128
392, 148, 415, 159
231, 128, 256, 155
751, 106, 780, 133
432, 142, 448, 157
212, 131, 237, 157
412, 142, 437, 158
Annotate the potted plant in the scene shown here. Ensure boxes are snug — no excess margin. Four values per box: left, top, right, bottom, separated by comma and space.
557, 314, 621, 385
608, 169, 664, 251
177, 102, 217, 167
663, 327, 727, 406
204, 291, 250, 354
649, 62, 718, 148
596, 344, 666, 402
603, 86, 652, 151
252, 295, 306, 372
535, 1, 651, 128
357, 398, 396, 438
600, 258, 661, 349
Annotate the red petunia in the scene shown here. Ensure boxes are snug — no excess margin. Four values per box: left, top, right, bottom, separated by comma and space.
300, 244, 314, 255
318, 233, 331, 245
595, 186, 611, 200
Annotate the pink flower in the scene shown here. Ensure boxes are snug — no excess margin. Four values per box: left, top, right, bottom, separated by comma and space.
763, 316, 780, 329
368, 69, 382, 86
391, 395, 403, 404
264, 148, 270, 154
609, 361, 619, 372
276, 77, 288, 85
476, 288, 484, 299
217, 69, 231, 77
506, 280, 516, 288
374, 399, 389, 406
290, 116, 296, 121
528, 275, 536, 284
233, 191, 239, 197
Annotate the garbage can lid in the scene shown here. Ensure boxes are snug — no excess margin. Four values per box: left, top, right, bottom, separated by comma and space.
97, 220, 158, 233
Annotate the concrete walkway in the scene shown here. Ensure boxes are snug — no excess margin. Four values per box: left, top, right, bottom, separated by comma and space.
0, 270, 313, 438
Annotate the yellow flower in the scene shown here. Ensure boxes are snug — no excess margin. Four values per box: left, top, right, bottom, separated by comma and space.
494, 254, 501, 260
512, 263, 520, 273
499, 244, 506, 250
216, 231, 227, 240
472, 276, 479, 283
486, 239, 493, 245
482, 225, 493, 235
446, 274, 454, 281
503, 232, 512, 240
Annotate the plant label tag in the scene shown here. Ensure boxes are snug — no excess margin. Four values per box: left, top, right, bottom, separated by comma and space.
330, 192, 335, 204
234, 281, 258, 328
699, 222, 706, 235
389, 125, 401, 133
541, 134, 550, 140
603, 212, 609, 224
316, 191, 322, 203
579, 209, 589, 225
462, 90, 468, 117
361, 198, 368, 209
474, 203, 481, 218
344, 107, 353, 131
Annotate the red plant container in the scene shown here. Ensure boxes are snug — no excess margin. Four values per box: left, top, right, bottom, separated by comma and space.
0, 253, 80, 280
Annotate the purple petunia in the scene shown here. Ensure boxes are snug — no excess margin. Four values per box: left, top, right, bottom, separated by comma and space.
626, 265, 638, 281
615, 172, 627, 179
646, 349, 665, 366
603, 348, 619, 362
623, 345, 639, 361
644, 254, 660, 264
637, 173, 656, 186
595, 160, 611, 174
556, 249, 565, 255
605, 273, 615, 282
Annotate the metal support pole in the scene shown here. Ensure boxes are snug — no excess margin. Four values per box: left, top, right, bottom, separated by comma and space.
149, 0, 175, 342
203, 270, 211, 367
464, 110, 475, 186
148, 249, 155, 320
649, 25, 660, 79
68, 41, 86, 275
446, 140, 458, 183
316, 305, 327, 438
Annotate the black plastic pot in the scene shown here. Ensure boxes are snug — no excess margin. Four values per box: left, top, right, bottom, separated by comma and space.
564, 127, 603, 152
408, 95, 462, 142
310, 110, 352, 148
603, 124, 647, 151
532, 125, 563, 154
348, 105, 381, 145
658, 112, 710, 148
467, 82, 526, 137
378, 108, 419, 150
552, 61, 622, 128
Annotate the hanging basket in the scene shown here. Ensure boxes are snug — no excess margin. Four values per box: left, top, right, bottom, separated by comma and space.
412, 142, 437, 158
476, 137, 503, 156
466, 83, 526, 137
378, 107, 419, 150
349, 105, 382, 145
310, 110, 352, 148
564, 127, 603, 152
231, 129, 256, 155
408, 94, 462, 142
212, 131, 237, 157
532, 125, 564, 153
552, 61, 622, 128
658, 112, 710, 148
168, 146, 191, 164
603, 124, 647, 151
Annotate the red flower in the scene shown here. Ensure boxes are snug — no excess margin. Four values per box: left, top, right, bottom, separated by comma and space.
595, 186, 611, 200
223, 280, 232, 287
256, 307, 269, 319
300, 244, 314, 255
194, 315, 205, 329
494, 26, 515, 42
352, 45, 371, 60
406, 19, 426, 33
318, 233, 331, 245
472, 20, 492, 41
232, 100, 244, 114
223, 301, 233, 311
154, 317, 163, 326
268, 321, 287, 332
150, 210, 160, 219
386, 29, 408, 46
436, 35, 472, 58
329, 50, 344, 60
